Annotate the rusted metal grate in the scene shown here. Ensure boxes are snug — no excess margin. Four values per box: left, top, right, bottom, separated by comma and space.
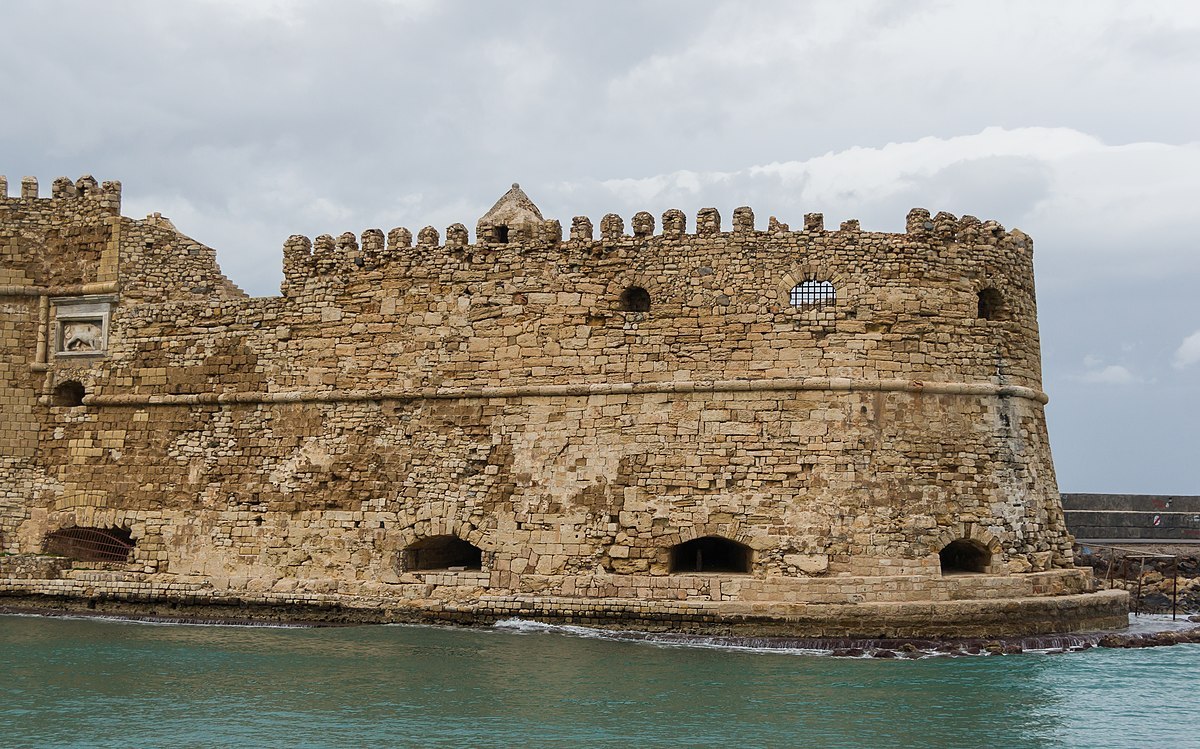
43, 527, 134, 563
789, 280, 836, 308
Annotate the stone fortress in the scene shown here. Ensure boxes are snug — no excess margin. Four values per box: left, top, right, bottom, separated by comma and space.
0, 175, 1127, 636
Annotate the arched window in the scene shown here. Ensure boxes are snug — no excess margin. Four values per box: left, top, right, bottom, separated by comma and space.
402, 535, 483, 571
669, 536, 751, 573
619, 286, 651, 313
939, 539, 991, 574
789, 280, 836, 308
977, 287, 1004, 320
52, 380, 86, 407
43, 526, 134, 563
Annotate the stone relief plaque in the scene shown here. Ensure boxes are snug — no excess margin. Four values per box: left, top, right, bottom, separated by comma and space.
60, 320, 105, 352
51, 295, 114, 357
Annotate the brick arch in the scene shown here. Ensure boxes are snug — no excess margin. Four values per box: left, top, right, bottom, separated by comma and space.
667, 521, 765, 551
606, 272, 663, 315
933, 522, 1003, 553
49, 507, 126, 531
777, 265, 853, 307
605, 272, 662, 302
393, 516, 492, 552
931, 522, 1003, 574
971, 273, 1008, 295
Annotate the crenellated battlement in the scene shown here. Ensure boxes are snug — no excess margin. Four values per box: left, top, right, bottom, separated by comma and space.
0, 175, 122, 211
277, 194, 1033, 293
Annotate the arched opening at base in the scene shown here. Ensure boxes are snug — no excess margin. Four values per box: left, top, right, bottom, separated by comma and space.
43, 526, 134, 563
669, 536, 751, 573
939, 539, 991, 574
403, 535, 483, 571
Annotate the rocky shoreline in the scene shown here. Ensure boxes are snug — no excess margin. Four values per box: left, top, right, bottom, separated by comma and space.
1077, 546, 1200, 614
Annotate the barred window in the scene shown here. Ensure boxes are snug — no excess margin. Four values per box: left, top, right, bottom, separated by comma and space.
789, 280, 836, 308
44, 526, 134, 563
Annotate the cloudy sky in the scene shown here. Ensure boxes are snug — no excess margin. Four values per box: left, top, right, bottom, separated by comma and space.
2, 0, 1196, 493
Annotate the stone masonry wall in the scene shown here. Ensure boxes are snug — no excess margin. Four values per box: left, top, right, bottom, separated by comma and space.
0, 177, 1084, 628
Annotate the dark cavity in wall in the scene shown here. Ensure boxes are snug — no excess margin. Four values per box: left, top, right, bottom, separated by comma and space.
402, 535, 483, 571
670, 536, 751, 573
939, 539, 991, 574
977, 287, 1005, 320
619, 286, 651, 312
51, 380, 86, 407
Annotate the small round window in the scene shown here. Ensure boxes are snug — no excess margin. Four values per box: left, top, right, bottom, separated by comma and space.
619, 286, 651, 312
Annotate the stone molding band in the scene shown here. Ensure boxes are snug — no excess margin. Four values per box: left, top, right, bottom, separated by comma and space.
0, 281, 119, 297
82, 377, 1049, 407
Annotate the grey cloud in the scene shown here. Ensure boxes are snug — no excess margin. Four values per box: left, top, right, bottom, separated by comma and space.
1, 0, 1197, 491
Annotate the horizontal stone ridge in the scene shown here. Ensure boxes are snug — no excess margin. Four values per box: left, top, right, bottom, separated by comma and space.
80, 377, 1050, 407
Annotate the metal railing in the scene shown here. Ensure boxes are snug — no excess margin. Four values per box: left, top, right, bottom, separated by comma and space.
1079, 543, 1181, 620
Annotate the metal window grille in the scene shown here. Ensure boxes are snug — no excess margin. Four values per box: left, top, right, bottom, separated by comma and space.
789, 280, 836, 308
43, 527, 134, 563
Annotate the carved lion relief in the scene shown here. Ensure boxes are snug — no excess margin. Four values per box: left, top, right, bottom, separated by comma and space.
61, 320, 105, 352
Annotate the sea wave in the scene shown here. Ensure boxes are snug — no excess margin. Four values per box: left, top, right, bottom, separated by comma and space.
490, 614, 1200, 659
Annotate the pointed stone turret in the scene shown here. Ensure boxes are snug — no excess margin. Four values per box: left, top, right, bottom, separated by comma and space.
477, 183, 545, 243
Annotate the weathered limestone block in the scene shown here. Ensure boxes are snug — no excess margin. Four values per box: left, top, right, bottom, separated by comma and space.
632, 211, 655, 237
732, 206, 754, 233
600, 213, 624, 240
662, 209, 686, 237
696, 207, 720, 235
417, 226, 440, 247
570, 216, 593, 241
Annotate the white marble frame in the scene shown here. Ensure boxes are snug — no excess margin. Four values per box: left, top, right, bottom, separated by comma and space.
51, 295, 115, 358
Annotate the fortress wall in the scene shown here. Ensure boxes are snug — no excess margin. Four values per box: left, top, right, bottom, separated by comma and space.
25, 382, 1068, 584
1, 181, 1100, 631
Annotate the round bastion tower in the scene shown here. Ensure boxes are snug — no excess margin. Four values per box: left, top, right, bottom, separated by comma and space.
0, 175, 1127, 636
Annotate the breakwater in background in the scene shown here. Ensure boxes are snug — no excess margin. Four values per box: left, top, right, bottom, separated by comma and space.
1, 614, 1198, 749
1062, 493, 1200, 542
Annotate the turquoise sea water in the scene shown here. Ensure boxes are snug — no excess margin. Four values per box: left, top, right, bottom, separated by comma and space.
1, 615, 1198, 748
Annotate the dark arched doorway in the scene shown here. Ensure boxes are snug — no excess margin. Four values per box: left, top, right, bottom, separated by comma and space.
939, 538, 991, 574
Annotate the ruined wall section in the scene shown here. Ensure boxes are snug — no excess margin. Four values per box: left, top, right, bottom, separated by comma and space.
117, 213, 247, 303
